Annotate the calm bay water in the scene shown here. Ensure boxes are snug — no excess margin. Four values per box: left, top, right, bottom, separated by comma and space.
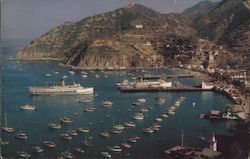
1, 40, 235, 158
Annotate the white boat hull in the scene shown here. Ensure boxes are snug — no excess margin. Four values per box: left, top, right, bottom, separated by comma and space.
29, 87, 94, 95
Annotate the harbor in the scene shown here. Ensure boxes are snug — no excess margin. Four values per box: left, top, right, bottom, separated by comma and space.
1, 58, 246, 158
0, 40, 249, 159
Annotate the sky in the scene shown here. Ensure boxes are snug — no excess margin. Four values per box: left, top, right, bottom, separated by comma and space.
1, 0, 220, 40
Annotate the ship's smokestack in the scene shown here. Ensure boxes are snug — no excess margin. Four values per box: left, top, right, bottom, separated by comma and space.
61, 79, 65, 87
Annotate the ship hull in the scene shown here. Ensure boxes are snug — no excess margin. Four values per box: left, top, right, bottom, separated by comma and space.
29, 87, 94, 96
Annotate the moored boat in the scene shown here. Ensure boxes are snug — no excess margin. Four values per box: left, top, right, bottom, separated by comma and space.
121, 142, 132, 148
15, 133, 27, 140
162, 114, 168, 118
137, 98, 146, 103
32, 146, 44, 153
0, 138, 9, 145
133, 113, 144, 120
128, 136, 140, 143
78, 127, 90, 133
48, 123, 61, 129
68, 129, 78, 136
84, 107, 96, 112
113, 124, 125, 130
143, 127, 154, 134
2, 127, 15, 133
16, 151, 31, 158
2, 112, 15, 133
101, 151, 111, 158
42, 141, 56, 148
110, 128, 122, 134
61, 151, 74, 159
156, 97, 166, 105
20, 104, 36, 111
60, 133, 72, 140
74, 147, 85, 154
82, 140, 94, 147
155, 118, 163, 122
108, 145, 122, 152
102, 100, 113, 108
100, 131, 111, 138
60, 117, 73, 124
140, 107, 149, 113
124, 121, 136, 128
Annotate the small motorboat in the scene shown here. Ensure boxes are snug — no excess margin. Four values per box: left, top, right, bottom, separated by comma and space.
15, 133, 27, 140
161, 114, 168, 118
74, 147, 85, 154
78, 127, 90, 133
84, 107, 96, 112
109, 128, 122, 134
124, 121, 136, 128
121, 142, 132, 148
82, 140, 94, 147
68, 71, 75, 75
16, 151, 31, 158
152, 123, 161, 128
32, 146, 44, 153
68, 129, 78, 136
48, 123, 61, 129
137, 98, 146, 103
100, 131, 111, 138
102, 100, 113, 108
132, 101, 142, 106
155, 97, 166, 105
143, 127, 154, 134
133, 113, 144, 120
82, 74, 88, 78
108, 145, 122, 152
152, 126, 160, 131
42, 141, 56, 148
60, 117, 73, 124
167, 110, 175, 115
113, 124, 125, 130
128, 137, 137, 143
140, 107, 149, 113
20, 104, 36, 111
101, 151, 111, 158
60, 133, 72, 141
61, 151, 74, 159
155, 118, 163, 122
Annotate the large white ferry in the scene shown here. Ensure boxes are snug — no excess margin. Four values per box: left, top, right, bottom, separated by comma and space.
29, 79, 94, 95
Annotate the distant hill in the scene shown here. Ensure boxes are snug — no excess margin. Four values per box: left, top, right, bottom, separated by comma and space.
17, 4, 196, 69
185, 0, 250, 68
183, 1, 218, 15
17, 2, 250, 69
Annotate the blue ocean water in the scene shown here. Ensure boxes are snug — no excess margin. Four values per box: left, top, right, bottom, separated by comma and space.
0, 40, 234, 158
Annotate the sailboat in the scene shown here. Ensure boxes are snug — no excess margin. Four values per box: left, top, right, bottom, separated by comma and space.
121, 133, 131, 149
2, 112, 15, 133
0, 138, 9, 145
197, 130, 206, 141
